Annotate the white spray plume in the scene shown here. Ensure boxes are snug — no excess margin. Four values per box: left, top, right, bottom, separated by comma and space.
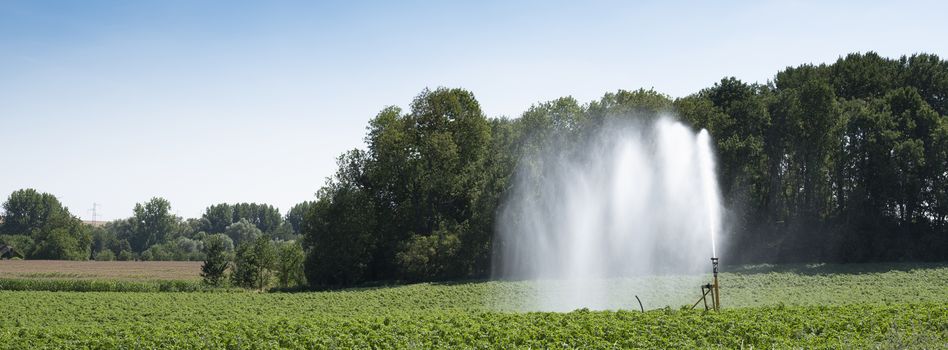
494, 115, 723, 311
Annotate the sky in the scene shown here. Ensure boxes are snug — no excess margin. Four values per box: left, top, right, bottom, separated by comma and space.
1, 0, 946, 221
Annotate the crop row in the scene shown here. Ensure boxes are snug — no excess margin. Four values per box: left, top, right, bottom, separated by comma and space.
2, 296, 945, 349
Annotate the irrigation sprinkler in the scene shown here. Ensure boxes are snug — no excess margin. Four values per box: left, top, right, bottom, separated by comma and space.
692, 257, 720, 311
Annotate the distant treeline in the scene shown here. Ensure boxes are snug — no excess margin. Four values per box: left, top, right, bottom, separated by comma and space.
2, 52, 946, 289
0, 191, 309, 289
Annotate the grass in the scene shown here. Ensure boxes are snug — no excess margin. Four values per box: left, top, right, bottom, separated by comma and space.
1, 262, 946, 348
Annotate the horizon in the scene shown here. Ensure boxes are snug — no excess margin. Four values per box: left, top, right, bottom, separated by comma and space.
2, 0, 947, 220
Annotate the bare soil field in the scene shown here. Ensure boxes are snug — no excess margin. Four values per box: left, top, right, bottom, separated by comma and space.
0, 260, 202, 281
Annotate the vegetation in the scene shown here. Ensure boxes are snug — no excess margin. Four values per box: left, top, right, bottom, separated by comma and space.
301, 52, 948, 287
0, 189, 91, 260
201, 234, 231, 286
1, 52, 946, 291
1, 263, 945, 348
231, 235, 277, 290
0, 278, 212, 292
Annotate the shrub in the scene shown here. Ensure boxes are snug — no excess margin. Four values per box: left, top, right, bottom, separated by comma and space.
94, 250, 116, 261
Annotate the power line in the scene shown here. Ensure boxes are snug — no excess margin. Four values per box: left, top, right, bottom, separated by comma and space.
88, 202, 102, 224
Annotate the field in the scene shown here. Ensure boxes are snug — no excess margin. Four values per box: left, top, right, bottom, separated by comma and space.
0, 260, 201, 281
1, 262, 946, 348
0, 260, 206, 292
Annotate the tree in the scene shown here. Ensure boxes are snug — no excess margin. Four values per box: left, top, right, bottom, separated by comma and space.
201, 234, 231, 286
90, 226, 120, 259
302, 154, 378, 287
231, 235, 276, 290
201, 203, 234, 234
395, 224, 461, 281
275, 240, 306, 288
284, 201, 314, 235
0, 189, 70, 236
32, 225, 90, 260
130, 197, 174, 252
0, 235, 33, 258
1, 189, 90, 259
232, 203, 283, 233
225, 218, 262, 245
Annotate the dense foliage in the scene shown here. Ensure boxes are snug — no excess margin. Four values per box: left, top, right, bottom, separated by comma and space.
300, 52, 948, 287
2, 264, 946, 348
0, 189, 90, 260
201, 234, 231, 286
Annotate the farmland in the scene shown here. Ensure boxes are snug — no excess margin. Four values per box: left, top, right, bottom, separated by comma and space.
0, 260, 201, 281
2, 263, 946, 348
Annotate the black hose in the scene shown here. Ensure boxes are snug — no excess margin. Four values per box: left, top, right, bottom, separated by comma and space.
635, 295, 644, 313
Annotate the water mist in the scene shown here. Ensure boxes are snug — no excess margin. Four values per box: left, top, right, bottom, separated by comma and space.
494, 116, 723, 311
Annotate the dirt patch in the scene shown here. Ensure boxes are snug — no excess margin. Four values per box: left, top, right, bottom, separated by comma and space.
0, 260, 202, 281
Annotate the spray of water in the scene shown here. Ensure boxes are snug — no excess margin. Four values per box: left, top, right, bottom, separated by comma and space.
494, 116, 723, 311
697, 129, 721, 258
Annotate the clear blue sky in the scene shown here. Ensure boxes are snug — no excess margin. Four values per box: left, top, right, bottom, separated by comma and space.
2, 0, 946, 220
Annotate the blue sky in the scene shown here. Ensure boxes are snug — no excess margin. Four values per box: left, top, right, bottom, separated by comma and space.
1, 0, 946, 220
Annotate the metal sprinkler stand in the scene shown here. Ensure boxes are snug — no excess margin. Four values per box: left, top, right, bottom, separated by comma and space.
692, 257, 721, 311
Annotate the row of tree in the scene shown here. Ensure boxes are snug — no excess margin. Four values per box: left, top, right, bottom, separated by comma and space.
301, 52, 948, 288
0, 190, 309, 289
201, 233, 306, 289
0, 189, 312, 264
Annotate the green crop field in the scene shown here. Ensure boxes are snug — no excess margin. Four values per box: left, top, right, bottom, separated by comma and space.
2, 263, 947, 349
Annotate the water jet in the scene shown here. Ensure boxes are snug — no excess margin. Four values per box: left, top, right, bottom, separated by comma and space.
495, 116, 724, 311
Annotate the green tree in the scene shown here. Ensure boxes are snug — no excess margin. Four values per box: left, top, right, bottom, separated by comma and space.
231, 235, 276, 290
225, 218, 262, 245
0, 235, 33, 258
284, 201, 314, 235
232, 203, 282, 233
275, 240, 306, 288
32, 225, 90, 260
1, 189, 90, 259
303, 152, 378, 287
201, 204, 234, 234
201, 234, 231, 286
586, 88, 673, 128
395, 224, 461, 281
130, 197, 174, 252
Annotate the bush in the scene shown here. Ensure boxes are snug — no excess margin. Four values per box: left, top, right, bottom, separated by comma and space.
141, 244, 174, 261
94, 250, 116, 261
172, 237, 204, 260
225, 219, 262, 246
117, 250, 135, 261
0, 234, 33, 258
396, 227, 461, 281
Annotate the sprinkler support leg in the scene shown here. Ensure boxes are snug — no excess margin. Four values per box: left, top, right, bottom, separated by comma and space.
711, 257, 720, 311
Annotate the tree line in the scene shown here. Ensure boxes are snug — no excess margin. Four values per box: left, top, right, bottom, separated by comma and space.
301, 52, 948, 288
2, 52, 946, 289
0, 190, 309, 289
